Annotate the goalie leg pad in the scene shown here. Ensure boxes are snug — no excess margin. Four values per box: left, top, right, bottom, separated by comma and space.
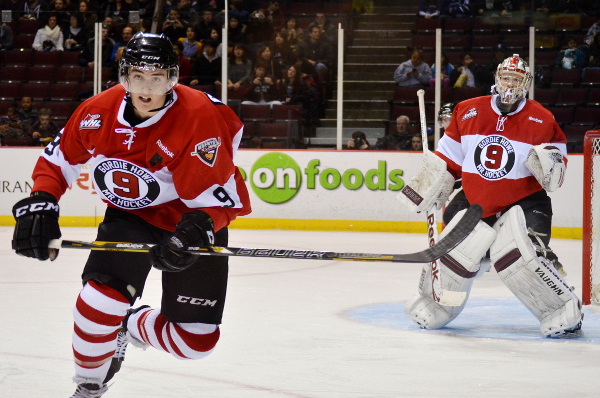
405, 209, 496, 329
490, 206, 583, 337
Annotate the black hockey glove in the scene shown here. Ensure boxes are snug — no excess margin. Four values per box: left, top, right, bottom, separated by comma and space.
149, 211, 215, 272
12, 191, 61, 261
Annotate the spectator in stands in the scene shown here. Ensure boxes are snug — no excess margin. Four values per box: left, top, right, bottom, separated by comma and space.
227, 0, 250, 24
161, 8, 187, 44
78, 24, 115, 67
0, 106, 27, 146
103, 0, 131, 26
173, 41, 191, 85
171, 0, 199, 26
189, 39, 221, 86
483, 43, 507, 88
430, 52, 454, 88
63, 13, 88, 51
297, 25, 333, 85
450, 53, 486, 87
197, 10, 219, 41
256, 45, 279, 79
246, 7, 274, 48
136, 0, 155, 26
587, 33, 600, 67
21, 0, 49, 22
440, 0, 470, 18
110, 25, 134, 61
220, 43, 252, 92
585, 13, 600, 46
28, 108, 60, 146
241, 63, 282, 107
308, 12, 337, 46
394, 49, 432, 88
352, 0, 374, 14
50, 0, 72, 32
276, 63, 318, 129
410, 133, 424, 151
375, 115, 412, 150
178, 25, 202, 64
228, 16, 248, 44
2, 0, 25, 20
209, 28, 223, 58
556, 37, 586, 69
346, 130, 372, 150
280, 17, 305, 53
32, 14, 64, 51
272, 30, 296, 71
418, 0, 440, 18
473, 0, 518, 17
78, 0, 98, 35
17, 96, 39, 131
101, 16, 120, 42
0, 22, 15, 51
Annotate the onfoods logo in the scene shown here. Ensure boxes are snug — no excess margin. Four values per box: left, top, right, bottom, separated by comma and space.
251, 152, 302, 204
248, 153, 405, 204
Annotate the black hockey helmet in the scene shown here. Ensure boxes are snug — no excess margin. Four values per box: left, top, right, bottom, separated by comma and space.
438, 102, 455, 128
119, 32, 179, 94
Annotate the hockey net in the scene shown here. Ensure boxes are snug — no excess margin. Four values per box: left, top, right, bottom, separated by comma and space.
583, 131, 600, 305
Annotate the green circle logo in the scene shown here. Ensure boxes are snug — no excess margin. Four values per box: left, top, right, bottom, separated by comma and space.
250, 152, 301, 204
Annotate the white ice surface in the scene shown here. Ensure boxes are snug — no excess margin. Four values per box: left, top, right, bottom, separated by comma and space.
1, 226, 599, 397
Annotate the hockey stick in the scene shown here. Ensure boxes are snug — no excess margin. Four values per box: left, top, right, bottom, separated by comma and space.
48, 204, 482, 264
417, 89, 466, 306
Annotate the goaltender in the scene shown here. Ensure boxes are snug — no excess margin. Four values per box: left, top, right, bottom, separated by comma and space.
398, 54, 583, 337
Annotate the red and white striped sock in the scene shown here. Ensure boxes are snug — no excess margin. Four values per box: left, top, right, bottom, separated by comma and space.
72, 280, 130, 384
127, 307, 220, 360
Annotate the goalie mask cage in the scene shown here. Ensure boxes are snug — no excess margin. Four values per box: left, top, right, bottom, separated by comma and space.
583, 130, 600, 305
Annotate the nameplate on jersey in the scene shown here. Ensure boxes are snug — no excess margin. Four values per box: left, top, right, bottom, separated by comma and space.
93, 158, 160, 209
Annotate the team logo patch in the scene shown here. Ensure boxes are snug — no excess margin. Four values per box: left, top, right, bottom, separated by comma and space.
473, 135, 516, 180
79, 114, 102, 130
461, 108, 478, 121
93, 158, 160, 209
191, 138, 221, 167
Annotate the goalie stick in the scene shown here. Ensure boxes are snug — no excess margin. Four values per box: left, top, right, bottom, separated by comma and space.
49, 204, 482, 264
416, 89, 466, 307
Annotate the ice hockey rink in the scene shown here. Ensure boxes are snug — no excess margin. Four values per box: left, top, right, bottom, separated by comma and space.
2, 226, 600, 397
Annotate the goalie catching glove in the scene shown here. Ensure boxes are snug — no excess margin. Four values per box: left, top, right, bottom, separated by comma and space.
397, 151, 455, 212
525, 144, 565, 192
149, 210, 215, 272
12, 191, 61, 261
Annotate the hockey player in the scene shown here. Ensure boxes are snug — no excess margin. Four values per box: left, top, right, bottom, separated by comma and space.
438, 102, 455, 130
398, 54, 583, 337
11, 32, 251, 396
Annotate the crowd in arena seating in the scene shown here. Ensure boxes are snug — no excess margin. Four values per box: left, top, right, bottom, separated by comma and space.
390, 2, 600, 153
0, 0, 351, 148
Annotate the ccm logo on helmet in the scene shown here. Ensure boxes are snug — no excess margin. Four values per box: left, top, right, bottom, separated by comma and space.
15, 202, 59, 217
177, 295, 217, 306
142, 55, 160, 60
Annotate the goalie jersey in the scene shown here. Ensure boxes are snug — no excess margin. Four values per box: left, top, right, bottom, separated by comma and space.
30, 84, 251, 232
436, 94, 567, 218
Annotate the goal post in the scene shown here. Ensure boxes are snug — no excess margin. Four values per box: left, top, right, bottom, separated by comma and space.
583, 130, 600, 305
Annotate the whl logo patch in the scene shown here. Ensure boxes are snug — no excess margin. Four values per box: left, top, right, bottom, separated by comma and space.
191, 138, 221, 166
79, 114, 102, 130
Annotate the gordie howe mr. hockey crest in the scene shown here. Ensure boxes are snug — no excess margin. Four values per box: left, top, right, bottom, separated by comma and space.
30, 84, 251, 232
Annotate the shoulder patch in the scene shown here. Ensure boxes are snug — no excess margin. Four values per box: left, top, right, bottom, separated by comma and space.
191, 138, 222, 167
461, 108, 478, 121
80, 113, 102, 130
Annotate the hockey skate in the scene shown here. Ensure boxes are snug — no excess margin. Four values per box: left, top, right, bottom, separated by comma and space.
70, 382, 109, 398
104, 305, 150, 383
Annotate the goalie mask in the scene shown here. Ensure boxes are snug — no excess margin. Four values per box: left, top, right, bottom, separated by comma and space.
119, 32, 179, 95
493, 54, 532, 105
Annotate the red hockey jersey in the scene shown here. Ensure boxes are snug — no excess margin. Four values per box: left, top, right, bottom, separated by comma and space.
436, 95, 567, 218
31, 84, 251, 232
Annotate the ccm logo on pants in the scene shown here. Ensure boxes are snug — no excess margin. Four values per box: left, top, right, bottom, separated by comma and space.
177, 296, 217, 306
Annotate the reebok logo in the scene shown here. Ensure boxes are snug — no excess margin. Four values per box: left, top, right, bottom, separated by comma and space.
461, 108, 477, 121
529, 116, 543, 123
156, 139, 174, 158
